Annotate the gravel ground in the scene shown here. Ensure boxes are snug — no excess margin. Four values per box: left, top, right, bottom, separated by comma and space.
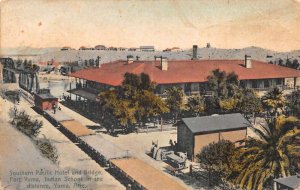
0, 96, 124, 190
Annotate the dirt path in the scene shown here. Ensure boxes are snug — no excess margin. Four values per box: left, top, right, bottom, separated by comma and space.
0, 97, 124, 190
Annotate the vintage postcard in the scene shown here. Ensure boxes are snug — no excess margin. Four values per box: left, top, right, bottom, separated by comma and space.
0, 0, 299, 190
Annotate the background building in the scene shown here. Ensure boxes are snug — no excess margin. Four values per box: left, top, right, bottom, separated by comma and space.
140, 46, 155, 52
69, 56, 300, 99
94, 45, 106, 50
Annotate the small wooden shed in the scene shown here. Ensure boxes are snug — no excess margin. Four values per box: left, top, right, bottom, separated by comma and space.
34, 89, 58, 111
177, 113, 250, 160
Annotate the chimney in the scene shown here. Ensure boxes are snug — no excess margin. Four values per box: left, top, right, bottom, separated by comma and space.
245, 55, 252, 68
97, 56, 101, 68
127, 55, 134, 64
154, 55, 162, 61
161, 57, 168, 71
192, 45, 198, 60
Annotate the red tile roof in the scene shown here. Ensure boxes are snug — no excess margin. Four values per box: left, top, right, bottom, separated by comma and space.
69, 60, 300, 86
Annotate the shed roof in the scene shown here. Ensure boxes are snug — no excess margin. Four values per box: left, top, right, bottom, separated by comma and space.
35, 93, 57, 100
80, 135, 129, 160
181, 113, 250, 134
110, 158, 186, 190
67, 88, 98, 101
274, 175, 300, 189
60, 120, 95, 137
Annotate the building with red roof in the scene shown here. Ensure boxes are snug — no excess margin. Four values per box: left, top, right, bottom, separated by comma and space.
68, 55, 300, 101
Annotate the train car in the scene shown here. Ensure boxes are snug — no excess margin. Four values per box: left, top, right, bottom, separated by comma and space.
79, 134, 130, 166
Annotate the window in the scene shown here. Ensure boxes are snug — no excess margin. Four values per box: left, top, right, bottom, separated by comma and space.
184, 83, 191, 93
264, 80, 270, 88
252, 80, 258, 89
240, 81, 245, 88
276, 79, 282, 85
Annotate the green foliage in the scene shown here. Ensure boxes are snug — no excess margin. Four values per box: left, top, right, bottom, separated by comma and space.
262, 87, 285, 115
278, 59, 284, 66
207, 69, 228, 99
234, 115, 300, 190
186, 95, 205, 116
292, 59, 300, 69
207, 69, 239, 99
219, 98, 238, 113
9, 108, 58, 163
99, 73, 168, 132
165, 87, 184, 122
286, 90, 300, 118
36, 138, 58, 164
10, 108, 43, 137
137, 90, 169, 121
237, 89, 262, 114
99, 89, 136, 130
195, 116, 300, 190
204, 96, 219, 114
206, 69, 242, 114
286, 59, 292, 68
196, 140, 240, 179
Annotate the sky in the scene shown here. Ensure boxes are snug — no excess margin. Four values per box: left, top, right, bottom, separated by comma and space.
1, 0, 300, 51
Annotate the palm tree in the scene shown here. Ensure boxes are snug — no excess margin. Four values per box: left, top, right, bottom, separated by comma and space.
234, 115, 300, 190
262, 87, 285, 117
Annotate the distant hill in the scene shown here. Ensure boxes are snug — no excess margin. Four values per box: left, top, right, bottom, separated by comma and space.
1, 46, 300, 65
0, 47, 60, 56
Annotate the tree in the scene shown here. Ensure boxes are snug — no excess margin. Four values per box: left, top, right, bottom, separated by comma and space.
207, 69, 228, 99
98, 89, 123, 133
278, 58, 284, 66
285, 90, 300, 118
262, 88, 285, 116
204, 96, 219, 114
99, 73, 167, 133
196, 140, 240, 186
186, 95, 205, 116
137, 90, 169, 129
207, 69, 241, 113
234, 115, 300, 190
238, 89, 263, 120
292, 59, 299, 70
88, 59, 95, 67
219, 98, 238, 113
99, 89, 137, 132
165, 87, 184, 123
226, 72, 240, 97
207, 69, 239, 99
286, 59, 292, 68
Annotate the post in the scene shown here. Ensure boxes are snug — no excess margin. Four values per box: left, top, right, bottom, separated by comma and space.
189, 164, 193, 176
273, 181, 277, 190
161, 116, 163, 132
69, 82, 71, 99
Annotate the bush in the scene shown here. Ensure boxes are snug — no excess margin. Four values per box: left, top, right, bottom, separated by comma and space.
10, 108, 43, 137
36, 138, 58, 164
196, 140, 241, 182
